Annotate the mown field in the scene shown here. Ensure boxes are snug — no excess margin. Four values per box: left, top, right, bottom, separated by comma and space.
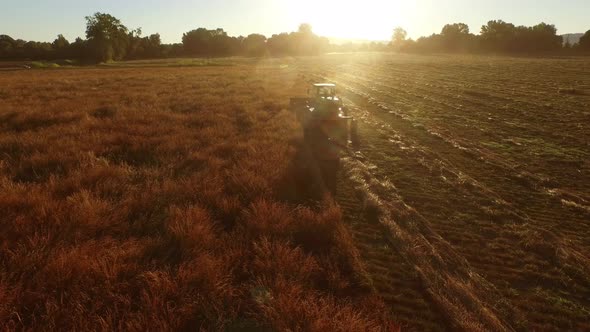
322, 54, 590, 331
1, 54, 589, 331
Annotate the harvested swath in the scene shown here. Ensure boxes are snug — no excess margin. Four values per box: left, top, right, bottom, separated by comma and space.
324, 53, 590, 331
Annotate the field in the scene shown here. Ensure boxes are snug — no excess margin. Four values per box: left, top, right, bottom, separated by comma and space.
1, 54, 589, 331
325, 55, 590, 331
0, 59, 395, 331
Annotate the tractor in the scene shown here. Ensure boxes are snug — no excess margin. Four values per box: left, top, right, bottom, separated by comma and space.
290, 83, 359, 194
290, 83, 358, 149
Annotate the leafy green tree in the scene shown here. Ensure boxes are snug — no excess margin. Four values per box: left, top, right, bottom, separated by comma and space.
162, 43, 184, 57
479, 20, 561, 53
52, 34, 70, 58
243, 34, 267, 56
69, 37, 89, 60
480, 20, 516, 52
267, 33, 290, 55
85, 12, 129, 62
276, 23, 327, 56
182, 28, 213, 55
0, 35, 15, 59
298, 23, 313, 35
391, 27, 408, 50
209, 29, 232, 55
578, 30, 590, 50
126, 28, 144, 59
52, 34, 70, 49
442, 23, 470, 36
440, 23, 472, 51
182, 28, 241, 56
23, 41, 52, 59
410, 34, 444, 53
145, 34, 163, 58
524, 23, 562, 52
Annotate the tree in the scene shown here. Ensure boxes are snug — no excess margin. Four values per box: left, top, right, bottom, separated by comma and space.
52, 34, 70, 58
23, 41, 52, 60
85, 12, 129, 62
411, 34, 444, 53
298, 23, 313, 35
292, 23, 328, 55
440, 23, 472, 52
145, 34, 163, 58
524, 23, 562, 52
442, 23, 470, 36
182, 28, 213, 55
69, 37, 89, 60
209, 29, 232, 55
479, 20, 561, 53
126, 28, 145, 59
267, 33, 290, 55
577, 30, 590, 50
52, 34, 70, 49
391, 27, 407, 50
162, 43, 184, 57
243, 34, 267, 56
182, 28, 238, 56
0, 35, 15, 59
480, 20, 516, 52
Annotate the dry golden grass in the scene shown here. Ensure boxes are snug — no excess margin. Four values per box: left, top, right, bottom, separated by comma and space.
0, 62, 396, 331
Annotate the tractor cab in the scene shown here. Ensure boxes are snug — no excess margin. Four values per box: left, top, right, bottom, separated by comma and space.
311, 83, 340, 104
309, 83, 345, 117
313, 83, 336, 98
290, 82, 357, 150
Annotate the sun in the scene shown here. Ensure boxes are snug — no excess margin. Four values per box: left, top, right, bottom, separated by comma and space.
286, 0, 412, 41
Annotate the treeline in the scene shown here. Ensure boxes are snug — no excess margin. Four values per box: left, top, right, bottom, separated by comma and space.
392, 21, 590, 54
0, 13, 328, 63
0, 14, 174, 62
2, 13, 590, 62
0, 33, 171, 63
181, 24, 329, 57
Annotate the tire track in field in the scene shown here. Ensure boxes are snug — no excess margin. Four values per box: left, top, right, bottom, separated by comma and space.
326, 76, 590, 330
330, 75, 590, 241
351, 64, 590, 157
337, 148, 515, 331
336, 179, 449, 332
335, 67, 590, 195
335, 63, 590, 194
363, 78, 590, 242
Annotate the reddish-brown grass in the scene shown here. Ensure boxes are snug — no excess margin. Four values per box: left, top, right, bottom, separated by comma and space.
0, 63, 396, 331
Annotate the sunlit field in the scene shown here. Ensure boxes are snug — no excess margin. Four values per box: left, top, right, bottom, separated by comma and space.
1, 54, 590, 331
0, 60, 395, 331
326, 54, 590, 331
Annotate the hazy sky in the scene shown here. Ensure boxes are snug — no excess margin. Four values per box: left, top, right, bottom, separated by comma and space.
1, 0, 589, 43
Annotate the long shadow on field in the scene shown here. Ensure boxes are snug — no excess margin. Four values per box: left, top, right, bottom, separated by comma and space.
278, 140, 335, 205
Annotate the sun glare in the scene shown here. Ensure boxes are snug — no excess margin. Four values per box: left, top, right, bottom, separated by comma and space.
286, 0, 412, 41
